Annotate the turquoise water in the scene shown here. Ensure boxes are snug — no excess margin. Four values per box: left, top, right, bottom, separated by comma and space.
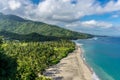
76, 37, 120, 80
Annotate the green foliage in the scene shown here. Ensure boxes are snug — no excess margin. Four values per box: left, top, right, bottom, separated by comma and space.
0, 13, 93, 39
0, 53, 17, 80
0, 13, 92, 80
35, 76, 51, 80
1, 40, 75, 80
0, 31, 60, 42
0, 37, 17, 80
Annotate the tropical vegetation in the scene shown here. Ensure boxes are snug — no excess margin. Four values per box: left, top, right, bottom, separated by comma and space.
0, 38, 75, 80
0, 13, 93, 80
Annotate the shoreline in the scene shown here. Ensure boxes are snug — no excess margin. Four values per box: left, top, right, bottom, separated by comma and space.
77, 43, 100, 80
43, 44, 94, 80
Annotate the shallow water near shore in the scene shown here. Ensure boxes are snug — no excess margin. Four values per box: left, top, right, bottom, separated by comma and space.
76, 37, 120, 80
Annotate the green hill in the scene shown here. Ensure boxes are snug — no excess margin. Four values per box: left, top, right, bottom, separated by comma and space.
0, 31, 61, 42
0, 13, 93, 39
0, 13, 93, 80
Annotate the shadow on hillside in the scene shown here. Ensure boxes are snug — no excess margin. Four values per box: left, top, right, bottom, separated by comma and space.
0, 30, 61, 42
0, 52, 17, 79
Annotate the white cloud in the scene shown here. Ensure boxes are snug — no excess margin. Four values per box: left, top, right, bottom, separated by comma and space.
29, 0, 120, 25
0, 0, 120, 23
0, 0, 120, 35
81, 20, 113, 28
8, 0, 21, 10
66, 20, 113, 29
111, 14, 119, 18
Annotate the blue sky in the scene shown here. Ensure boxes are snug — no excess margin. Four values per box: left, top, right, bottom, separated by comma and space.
31, 0, 41, 4
0, 0, 120, 36
32, 0, 120, 25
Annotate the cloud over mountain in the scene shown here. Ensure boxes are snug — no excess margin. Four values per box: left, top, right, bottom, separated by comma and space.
0, 0, 120, 22
0, 0, 120, 36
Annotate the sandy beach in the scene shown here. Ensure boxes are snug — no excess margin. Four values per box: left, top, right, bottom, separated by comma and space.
43, 45, 93, 80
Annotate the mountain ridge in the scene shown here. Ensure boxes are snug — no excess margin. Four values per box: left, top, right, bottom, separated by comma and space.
0, 13, 93, 39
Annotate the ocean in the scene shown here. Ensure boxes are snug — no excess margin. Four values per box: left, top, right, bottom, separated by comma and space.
76, 37, 120, 80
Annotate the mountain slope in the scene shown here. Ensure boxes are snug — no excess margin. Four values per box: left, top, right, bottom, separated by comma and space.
0, 31, 61, 42
0, 13, 93, 39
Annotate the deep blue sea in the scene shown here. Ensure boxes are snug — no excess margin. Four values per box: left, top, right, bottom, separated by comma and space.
76, 37, 120, 80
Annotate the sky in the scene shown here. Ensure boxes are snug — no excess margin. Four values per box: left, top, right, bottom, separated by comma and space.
0, 0, 120, 36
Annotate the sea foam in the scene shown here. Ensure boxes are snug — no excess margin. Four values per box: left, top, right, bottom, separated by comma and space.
75, 42, 100, 80
93, 71, 100, 80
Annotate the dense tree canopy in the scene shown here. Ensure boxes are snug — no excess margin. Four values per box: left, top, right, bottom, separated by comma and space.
0, 39, 75, 80
0, 37, 17, 79
0, 13, 93, 80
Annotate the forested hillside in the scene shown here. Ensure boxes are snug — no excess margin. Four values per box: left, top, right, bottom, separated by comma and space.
0, 31, 60, 42
0, 13, 93, 39
0, 38, 75, 80
0, 13, 93, 80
